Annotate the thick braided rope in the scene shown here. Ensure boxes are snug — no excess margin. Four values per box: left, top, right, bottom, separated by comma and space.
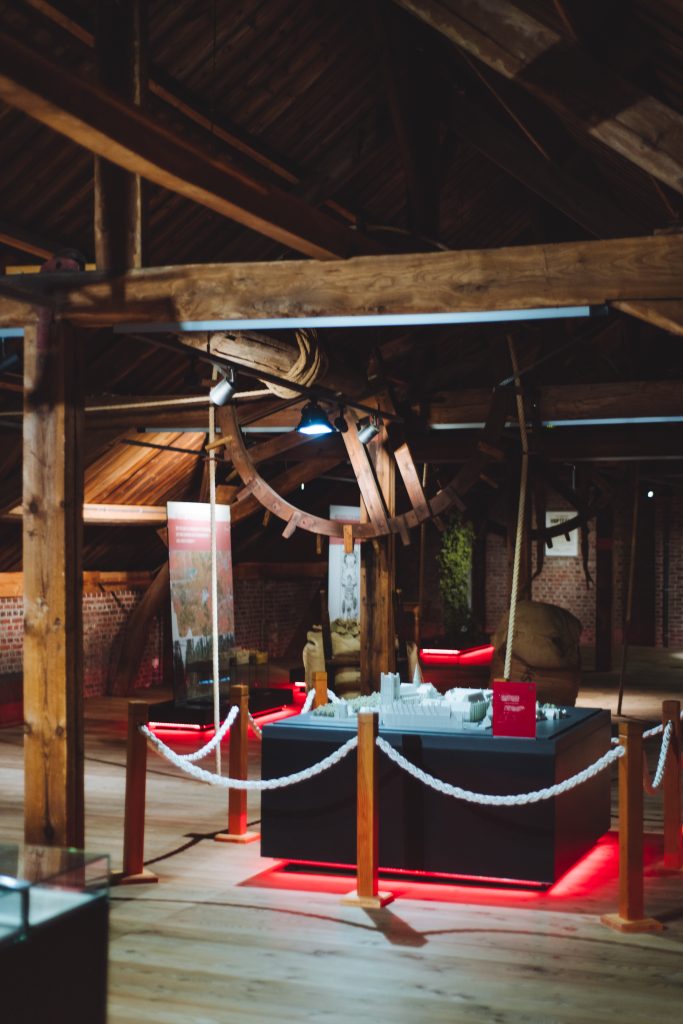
376, 735, 623, 806
301, 688, 317, 713
146, 705, 239, 764
247, 711, 263, 740
141, 726, 357, 789
504, 337, 529, 681
642, 720, 673, 795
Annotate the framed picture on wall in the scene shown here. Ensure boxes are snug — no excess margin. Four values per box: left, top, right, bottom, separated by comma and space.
545, 511, 579, 557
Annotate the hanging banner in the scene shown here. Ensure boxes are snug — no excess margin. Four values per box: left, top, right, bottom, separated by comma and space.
167, 501, 235, 702
328, 505, 361, 622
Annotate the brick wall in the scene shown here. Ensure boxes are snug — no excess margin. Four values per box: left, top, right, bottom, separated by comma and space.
0, 597, 23, 676
0, 588, 163, 699
663, 496, 683, 648
234, 577, 321, 658
479, 495, 597, 643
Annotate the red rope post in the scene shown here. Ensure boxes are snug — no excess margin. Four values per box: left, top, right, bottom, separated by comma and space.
342, 711, 393, 908
662, 700, 682, 870
216, 684, 259, 844
601, 721, 661, 932
115, 701, 158, 885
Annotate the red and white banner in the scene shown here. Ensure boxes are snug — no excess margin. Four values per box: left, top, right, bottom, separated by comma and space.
167, 501, 235, 700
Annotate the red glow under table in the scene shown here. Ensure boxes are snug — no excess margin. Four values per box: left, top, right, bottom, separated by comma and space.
260, 707, 611, 886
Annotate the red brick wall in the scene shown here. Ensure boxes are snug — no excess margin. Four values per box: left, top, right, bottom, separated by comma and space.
234, 578, 321, 658
0, 589, 163, 699
662, 496, 683, 648
480, 493, 597, 643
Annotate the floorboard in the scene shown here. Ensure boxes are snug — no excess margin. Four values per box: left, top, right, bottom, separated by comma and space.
0, 656, 681, 1023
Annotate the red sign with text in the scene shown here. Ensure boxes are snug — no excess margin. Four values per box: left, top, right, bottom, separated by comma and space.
492, 680, 537, 738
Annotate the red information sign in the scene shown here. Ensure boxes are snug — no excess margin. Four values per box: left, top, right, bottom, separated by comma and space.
492, 680, 537, 738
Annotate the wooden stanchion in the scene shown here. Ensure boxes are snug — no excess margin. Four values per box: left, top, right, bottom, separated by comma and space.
313, 670, 328, 709
342, 711, 393, 908
662, 700, 682, 870
216, 684, 259, 844
602, 721, 662, 932
113, 701, 158, 885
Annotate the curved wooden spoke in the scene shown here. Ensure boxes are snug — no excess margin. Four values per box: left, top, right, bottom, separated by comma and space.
217, 389, 514, 541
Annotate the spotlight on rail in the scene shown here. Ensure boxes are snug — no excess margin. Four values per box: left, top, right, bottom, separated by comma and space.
356, 413, 382, 445
297, 400, 334, 436
209, 369, 235, 406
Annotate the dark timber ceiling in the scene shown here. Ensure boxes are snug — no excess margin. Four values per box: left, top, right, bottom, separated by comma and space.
1, 0, 683, 568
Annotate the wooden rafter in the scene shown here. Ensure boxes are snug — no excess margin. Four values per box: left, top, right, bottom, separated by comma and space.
394, 0, 683, 196
0, 30, 381, 261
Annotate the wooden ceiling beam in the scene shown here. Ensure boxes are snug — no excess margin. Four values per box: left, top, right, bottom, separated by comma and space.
409, 424, 683, 463
428, 380, 683, 425
0, 29, 381, 261
3, 233, 682, 329
5, 501, 167, 525
394, 0, 683, 197
446, 91, 649, 240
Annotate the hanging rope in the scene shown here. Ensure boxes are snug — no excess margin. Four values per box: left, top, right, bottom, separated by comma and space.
209, 370, 221, 775
261, 329, 328, 398
504, 336, 530, 681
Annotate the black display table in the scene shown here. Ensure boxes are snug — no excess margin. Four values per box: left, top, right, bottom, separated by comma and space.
261, 708, 611, 885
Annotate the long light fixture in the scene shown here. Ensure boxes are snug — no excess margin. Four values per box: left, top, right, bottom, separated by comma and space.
296, 400, 334, 435
112, 305, 605, 334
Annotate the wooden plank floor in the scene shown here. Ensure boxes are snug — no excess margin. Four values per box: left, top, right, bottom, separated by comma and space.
0, 669, 682, 1023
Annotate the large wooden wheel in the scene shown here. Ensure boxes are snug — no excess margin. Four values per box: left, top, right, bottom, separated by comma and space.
218, 390, 513, 542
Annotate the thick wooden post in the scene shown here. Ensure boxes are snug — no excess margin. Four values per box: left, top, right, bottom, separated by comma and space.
94, 0, 146, 270
342, 712, 393, 908
23, 320, 84, 848
662, 700, 682, 870
313, 670, 328, 708
215, 684, 259, 844
601, 721, 662, 932
116, 701, 157, 884
360, 406, 396, 693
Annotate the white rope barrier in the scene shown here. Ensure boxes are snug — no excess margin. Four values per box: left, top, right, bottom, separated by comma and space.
141, 727, 358, 789
376, 735, 624, 806
301, 688, 317, 713
248, 711, 263, 740
142, 705, 239, 764
643, 720, 673, 796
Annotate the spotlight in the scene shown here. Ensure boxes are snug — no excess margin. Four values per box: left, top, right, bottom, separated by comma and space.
333, 405, 348, 433
296, 400, 334, 435
647, 490, 654, 499
356, 413, 382, 445
209, 370, 235, 406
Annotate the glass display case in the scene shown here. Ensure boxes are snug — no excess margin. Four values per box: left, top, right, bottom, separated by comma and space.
0, 845, 109, 1024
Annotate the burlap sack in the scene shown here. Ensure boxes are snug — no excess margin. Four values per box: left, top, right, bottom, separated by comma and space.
490, 600, 582, 706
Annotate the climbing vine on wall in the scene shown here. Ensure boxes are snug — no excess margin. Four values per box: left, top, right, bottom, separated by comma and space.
437, 513, 475, 640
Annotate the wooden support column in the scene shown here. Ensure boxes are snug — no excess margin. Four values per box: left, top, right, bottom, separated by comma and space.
115, 700, 158, 884
662, 699, 682, 871
23, 320, 84, 847
215, 684, 259, 844
342, 711, 393, 908
94, 0, 146, 270
601, 721, 663, 933
360, 408, 396, 693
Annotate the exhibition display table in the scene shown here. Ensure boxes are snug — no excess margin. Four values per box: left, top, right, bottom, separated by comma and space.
261, 708, 611, 885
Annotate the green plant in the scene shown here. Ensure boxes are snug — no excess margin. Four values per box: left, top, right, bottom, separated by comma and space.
437, 513, 475, 640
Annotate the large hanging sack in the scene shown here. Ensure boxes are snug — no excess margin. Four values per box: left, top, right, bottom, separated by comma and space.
490, 600, 582, 706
